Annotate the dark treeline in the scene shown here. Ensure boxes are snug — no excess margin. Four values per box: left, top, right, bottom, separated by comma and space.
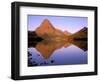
28, 31, 43, 41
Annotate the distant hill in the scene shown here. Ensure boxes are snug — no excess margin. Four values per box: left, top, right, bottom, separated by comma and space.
63, 31, 71, 36
69, 27, 87, 40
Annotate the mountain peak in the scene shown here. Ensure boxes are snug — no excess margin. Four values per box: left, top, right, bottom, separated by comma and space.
36, 19, 55, 36
36, 19, 71, 37
40, 19, 53, 27
43, 19, 50, 22
79, 27, 87, 32
83, 27, 87, 29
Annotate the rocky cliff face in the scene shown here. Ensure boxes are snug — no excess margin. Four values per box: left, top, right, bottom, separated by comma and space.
36, 19, 55, 36
35, 19, 71, 38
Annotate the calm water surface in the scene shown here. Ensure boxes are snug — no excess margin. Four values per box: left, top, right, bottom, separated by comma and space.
28, 41, 87, 66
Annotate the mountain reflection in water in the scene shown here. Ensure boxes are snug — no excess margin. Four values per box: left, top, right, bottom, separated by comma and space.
28, 40, 87, 67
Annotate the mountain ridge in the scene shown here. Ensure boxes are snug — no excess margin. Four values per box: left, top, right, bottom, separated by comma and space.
29, 19, 87, 41
69, 27, 87, 40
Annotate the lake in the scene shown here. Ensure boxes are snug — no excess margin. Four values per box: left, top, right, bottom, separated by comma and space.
28, 40, 87, 67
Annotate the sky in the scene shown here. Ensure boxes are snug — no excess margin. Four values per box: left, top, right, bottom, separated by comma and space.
28, 15, 88, 33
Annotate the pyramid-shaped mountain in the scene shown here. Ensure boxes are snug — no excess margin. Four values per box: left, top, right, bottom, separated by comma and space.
36, 19, 55, 36
36, 19, 71, 38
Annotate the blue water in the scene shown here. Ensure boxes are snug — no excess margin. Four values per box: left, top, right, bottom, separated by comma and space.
28, 44, 87, 66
